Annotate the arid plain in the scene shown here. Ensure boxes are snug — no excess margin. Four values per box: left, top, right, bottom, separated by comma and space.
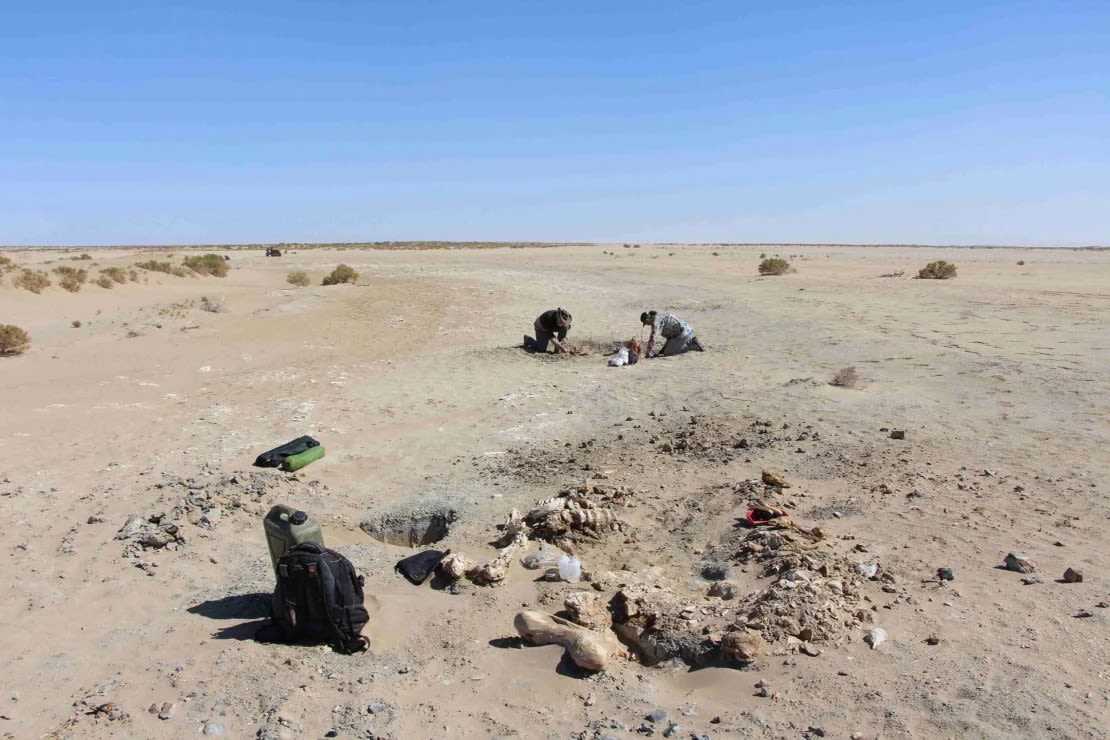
1, 243, 1107, 739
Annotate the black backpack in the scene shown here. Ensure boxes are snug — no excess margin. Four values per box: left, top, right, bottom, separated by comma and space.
257, 542, 370, 654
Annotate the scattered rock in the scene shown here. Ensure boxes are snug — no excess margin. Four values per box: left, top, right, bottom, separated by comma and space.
1063, 568, 1083, 583
700, 562, 729, 581
1075, 610, 1094, 619
707, 581, 735, 600
1004, 553, 1036, 574
662, 721, 679, 737
800, 643, 821, 657
937, 567, 955, 582
755, 680, 772, 698
156, 702, 176, 720
720, 631, 767, 663
646, 709, 667, 724
1021, 575, 1043, 585
865, 627, 887, 649
889, 430, 905, 440
808, 728, 827, 738
202, 722, 227, 736
925, 635, 940, 646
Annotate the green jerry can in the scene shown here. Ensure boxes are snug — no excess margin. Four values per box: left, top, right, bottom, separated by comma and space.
264, 504, 324, 575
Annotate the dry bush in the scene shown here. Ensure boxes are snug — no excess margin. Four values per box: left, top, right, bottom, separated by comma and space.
135, 260, 175, 274
128, 269, 139, 282
72, 253, 92, 261
830, 366, 860, 388
14, 269, 51, 293
879, 270, 905, 278
286, 270, 311, 287
96, 275, 114, 289
322, 264, 358, 285
100, 267, 127, 284
53, 266, 88, 292
183, 253, 229, 277
0, 255, 15, 275
0, 324, 31, 355
1017, 260, 1025, 265
72, 319, 82, 328
917, 260, 957, 279
199, 295, 225, 313
758, 257, 792, 276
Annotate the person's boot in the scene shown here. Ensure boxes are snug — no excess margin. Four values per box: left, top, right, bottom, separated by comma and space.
690, 337, 705, 352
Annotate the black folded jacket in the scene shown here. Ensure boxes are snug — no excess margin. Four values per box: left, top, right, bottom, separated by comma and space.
395, 549, 448, 585
254, 436, 321, 468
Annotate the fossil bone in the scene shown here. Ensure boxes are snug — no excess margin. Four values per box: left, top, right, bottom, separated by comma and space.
513, 610, 623, 671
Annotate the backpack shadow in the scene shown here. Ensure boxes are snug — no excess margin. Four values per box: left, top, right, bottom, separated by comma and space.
187, 592, 271, 620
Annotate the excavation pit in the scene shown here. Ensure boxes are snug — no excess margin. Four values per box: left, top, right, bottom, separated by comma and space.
361, 506, 457, 547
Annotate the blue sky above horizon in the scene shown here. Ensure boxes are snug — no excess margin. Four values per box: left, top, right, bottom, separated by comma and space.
1, 1, 1107, 246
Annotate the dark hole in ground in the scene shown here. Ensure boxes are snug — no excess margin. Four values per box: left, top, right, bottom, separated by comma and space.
361, 507, 457, 547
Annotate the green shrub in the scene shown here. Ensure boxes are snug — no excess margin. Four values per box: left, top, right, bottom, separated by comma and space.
71, 253, 92, 261
0, 255, 15, 275
287, 270, 311, 287
0, 324, 31, 355
183, 253, 229, 277
53, 266, 88, 292
917, 260, 957, 279
14, 269, 51, 293
322, 264, 358, 286
758, 257, 792, 276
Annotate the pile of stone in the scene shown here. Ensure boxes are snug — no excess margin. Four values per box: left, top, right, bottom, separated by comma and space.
115, 467, 318, 556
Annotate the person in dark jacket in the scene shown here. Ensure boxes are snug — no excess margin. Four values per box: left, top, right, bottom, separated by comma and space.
524, 308, 572, 353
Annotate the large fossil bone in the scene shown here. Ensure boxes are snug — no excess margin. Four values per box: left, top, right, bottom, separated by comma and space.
513, 610, 623, 671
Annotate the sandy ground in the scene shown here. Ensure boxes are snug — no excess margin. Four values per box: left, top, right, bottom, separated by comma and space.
0, 243, 1107, 739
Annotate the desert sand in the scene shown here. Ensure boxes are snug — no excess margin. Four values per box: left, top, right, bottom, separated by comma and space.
0, 243, 1107, 739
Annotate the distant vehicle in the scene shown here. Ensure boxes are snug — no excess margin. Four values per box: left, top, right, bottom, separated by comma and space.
265, 247, 282, 257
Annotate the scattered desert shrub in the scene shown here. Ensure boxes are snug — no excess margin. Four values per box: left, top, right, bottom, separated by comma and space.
287, 270, 311, 287
53, 266, 88, 292
917, 260, 957, 279
1017, 260, 1025, 265
759, 252, 767, 259
879, 270, 905, 278
100, 267, 127, 284
0, 324, 31, 355
96, 275, 114, 289
72, 319, 82, 328
322, 264, 358, 286
136, 260, 175, 274
199, 295, 225, 313
14, 269, 51, 293
0, 255, 15, 275
71, 253, 92, 261
183, 253, 230, 277
830, 366, 860, 388
128, 269, 139, 282
758, 257, 792, 276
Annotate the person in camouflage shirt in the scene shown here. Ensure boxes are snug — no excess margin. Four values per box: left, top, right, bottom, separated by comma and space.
640, 310, 704, 357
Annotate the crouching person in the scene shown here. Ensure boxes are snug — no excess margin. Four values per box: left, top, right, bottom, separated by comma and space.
640, 310, 704, 358
524, 308, 572, 354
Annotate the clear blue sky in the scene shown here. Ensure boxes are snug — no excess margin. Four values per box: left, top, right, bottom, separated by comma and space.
1, 1, 1107, 246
